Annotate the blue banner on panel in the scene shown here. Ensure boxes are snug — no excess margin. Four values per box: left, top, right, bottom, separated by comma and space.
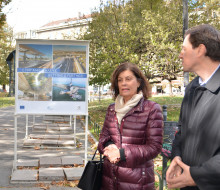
17, 68, 60, 73
45, 73, 87, 78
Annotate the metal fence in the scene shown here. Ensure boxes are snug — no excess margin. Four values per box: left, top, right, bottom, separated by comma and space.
88, 116, 101, 135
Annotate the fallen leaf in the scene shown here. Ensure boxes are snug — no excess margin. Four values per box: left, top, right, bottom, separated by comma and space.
34, 146, 40, 150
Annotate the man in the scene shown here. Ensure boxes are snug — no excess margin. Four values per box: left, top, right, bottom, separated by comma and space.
166, 24, 220, 190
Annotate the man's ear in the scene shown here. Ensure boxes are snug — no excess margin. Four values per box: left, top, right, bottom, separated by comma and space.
197, 44, 207, 57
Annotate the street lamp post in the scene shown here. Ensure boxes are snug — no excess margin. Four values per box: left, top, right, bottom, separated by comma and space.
183, 0, 189, 87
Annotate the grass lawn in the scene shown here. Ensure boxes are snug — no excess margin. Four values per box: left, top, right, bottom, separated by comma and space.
88, 95, 183, 130
0, 97, 15, 108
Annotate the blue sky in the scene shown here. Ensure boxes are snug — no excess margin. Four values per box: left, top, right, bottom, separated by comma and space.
23, 44, 53, 58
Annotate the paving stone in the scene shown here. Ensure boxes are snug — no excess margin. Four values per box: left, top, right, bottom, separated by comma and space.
64, 118, 71, 122
45, 130, 61, 135
23, 139, 42, 146
60, 127, 72, 131
41, 140, 58, 146
61, 156, 84, 166
33, 124, 47, 127
40, 157, 62, 167
11, 170, 38, 182
57, 140, 75, 147
44, 135, 59, 139
55, 119, 66, 122
17, 159, 39, 167
46, 123, 58, 127
47, 126, 60, 131
63, 167, 84, 180
45, 116, 65, 122
43, 120, 54, 124
39, 168, 64, 181
63, 115, 71, 118
58, 123, 71, 127
59, 135, 74, 140
75, 132, 86, 136
33, 125, 47, 131
44, 115, 60, 119
59, 130, 74, 134
29, 134, 45, 139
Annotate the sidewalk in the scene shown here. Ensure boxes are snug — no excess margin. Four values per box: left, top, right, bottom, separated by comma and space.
0, 106, 97, 189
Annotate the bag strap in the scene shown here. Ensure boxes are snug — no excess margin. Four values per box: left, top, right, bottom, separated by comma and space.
92, 149, 102, 163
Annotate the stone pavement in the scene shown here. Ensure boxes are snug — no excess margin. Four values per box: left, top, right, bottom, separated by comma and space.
11, 156, 84, 183
0, 106, 98, 189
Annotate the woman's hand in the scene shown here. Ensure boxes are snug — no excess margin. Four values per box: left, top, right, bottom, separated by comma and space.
103, 144, 120, 164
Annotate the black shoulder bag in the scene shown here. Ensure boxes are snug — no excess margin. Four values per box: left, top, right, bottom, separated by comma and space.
77, 149, 103, 190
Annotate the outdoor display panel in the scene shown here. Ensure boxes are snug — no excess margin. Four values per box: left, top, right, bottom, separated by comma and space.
15, 39, 89, 115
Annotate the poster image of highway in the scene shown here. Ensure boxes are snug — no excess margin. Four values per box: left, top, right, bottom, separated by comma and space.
18, 72, 52, 101
53, 45, 86, 73
19, 44, 52, 68
52, 78, 86, 101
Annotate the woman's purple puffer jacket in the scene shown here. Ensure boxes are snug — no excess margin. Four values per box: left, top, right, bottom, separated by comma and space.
98, 98, 163, 190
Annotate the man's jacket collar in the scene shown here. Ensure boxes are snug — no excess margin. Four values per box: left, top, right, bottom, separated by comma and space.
205, 66, 220, 93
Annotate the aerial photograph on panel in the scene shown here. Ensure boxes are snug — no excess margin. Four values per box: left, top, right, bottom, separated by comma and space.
18, 73, 52, 101
19, 44, 53, 68
52, 77, 86, 101
53, 45, 86, 73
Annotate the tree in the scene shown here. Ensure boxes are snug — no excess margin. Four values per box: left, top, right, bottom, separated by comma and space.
188, 0, 219, 29
82, 0, 128, 86
0, 0, 12, 88
81, 0, 219, 87
135, 0, 183, 83
0, 23, 13, 86
0, 0, 11, 29
82, 0, 183, 86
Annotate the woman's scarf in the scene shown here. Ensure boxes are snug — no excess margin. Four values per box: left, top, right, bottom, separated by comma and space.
115, 91, 143, 124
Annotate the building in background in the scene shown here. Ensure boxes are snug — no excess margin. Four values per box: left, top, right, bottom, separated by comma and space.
15, 14, 92, 40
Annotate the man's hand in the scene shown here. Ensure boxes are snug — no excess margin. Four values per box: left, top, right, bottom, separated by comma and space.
166, 156, 182, 180
166, 158, 196, 189
103, 144, 120, 164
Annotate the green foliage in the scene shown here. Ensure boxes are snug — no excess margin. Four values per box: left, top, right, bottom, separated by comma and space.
0, 0, 11, 29
189, 0, 220, 29
0, 23, 14, 85
81, 0, 183, 85
81, 0, 219, 87
83, 1, 128, 85
0, 1, 13, 86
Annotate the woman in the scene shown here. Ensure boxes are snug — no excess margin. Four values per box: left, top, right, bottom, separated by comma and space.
98, 62, 163, 190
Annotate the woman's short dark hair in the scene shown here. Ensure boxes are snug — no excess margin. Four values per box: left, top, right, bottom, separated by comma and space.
111, 62, 151, 100
185, 24, 220, 62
